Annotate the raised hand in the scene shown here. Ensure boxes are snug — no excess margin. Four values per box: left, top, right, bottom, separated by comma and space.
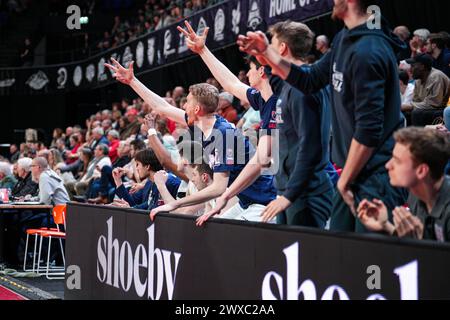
144, 113, 156, 130
237, 31, 269, 57
104, 58, 135, 85
112, 168, 125, 186
177, 20, 209, 54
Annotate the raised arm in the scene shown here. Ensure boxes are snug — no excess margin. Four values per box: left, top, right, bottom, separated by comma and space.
237, 31, 330, 94
150, 171, 229, 221
178, 21, 250, 103
144, 115, 189, 182
105, 58, 186, 125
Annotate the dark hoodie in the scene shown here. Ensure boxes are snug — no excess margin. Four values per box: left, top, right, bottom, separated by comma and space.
286, 18, 406, 174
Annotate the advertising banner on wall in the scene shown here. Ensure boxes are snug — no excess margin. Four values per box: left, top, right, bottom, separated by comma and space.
0, 0, 333, 96
65, 203, 450, 300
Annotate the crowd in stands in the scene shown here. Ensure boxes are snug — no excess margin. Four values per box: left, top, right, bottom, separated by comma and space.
1, 0, 450, 267
96, 0, 222, 51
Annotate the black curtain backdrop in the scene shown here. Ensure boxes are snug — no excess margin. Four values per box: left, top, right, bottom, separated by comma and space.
1, 0, 449, 153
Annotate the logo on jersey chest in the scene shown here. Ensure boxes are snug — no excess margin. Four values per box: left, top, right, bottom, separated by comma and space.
332, 63, 344, 93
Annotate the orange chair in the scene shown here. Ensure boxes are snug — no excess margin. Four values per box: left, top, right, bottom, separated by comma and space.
35, 204, 67, 279
23, 204, 66, 277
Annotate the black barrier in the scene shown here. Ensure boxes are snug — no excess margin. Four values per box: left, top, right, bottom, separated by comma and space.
64, 203, 450, 300
0, 0, 333, 96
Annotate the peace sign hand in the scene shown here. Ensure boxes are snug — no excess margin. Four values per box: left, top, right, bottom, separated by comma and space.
104, 58, 135, 85
177, 20, 209, 54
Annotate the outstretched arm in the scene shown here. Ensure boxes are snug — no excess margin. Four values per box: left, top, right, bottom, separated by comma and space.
150, 171, 229, 220
105, 58, 186, 125
144, 114, 189, 182
178, 21, 250, 104
237, 31, 330, 94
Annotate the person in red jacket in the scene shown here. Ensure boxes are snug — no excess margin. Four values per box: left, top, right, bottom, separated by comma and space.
107, 130, 120, 163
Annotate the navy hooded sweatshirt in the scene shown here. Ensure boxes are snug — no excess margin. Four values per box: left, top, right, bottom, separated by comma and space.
285, 19, 406, 175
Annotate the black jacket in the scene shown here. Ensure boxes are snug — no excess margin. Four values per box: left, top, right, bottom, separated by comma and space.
286, 18, 406, 172
12, 172, 39, 198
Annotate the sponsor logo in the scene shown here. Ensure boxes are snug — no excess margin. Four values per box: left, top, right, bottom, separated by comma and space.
262, 242, 418, 300
97, 217, 182, 300
332, 63, 343, 93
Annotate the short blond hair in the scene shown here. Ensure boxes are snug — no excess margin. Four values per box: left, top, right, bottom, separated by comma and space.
189, 83, 219, 114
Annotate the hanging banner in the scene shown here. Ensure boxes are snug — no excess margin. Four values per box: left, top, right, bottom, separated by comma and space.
0, 0, 333, 96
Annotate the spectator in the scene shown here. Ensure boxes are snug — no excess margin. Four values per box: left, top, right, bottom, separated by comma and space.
0, 162, 17, 190
358, 127, 450, 242
238, 70, 250, 86
11, 157, 38, 198
236, 100, 261, 135
112, 149, 181, 210
399, 70, 415, 106
445, 106, 450, 131
399, 60, 414, 82
102, 119, 112, 134
403, 54, 450, 126
9, 144, 20, 163
393, 25, 412, 61
425, 33, 450, 77
89, 127, 110, 150
50, 128, 64, 148
111, 110, 122, 130
410, 28, 430, 57
48, 148, 64, 172
55, 138, 68, 161
73, 144, 111, 197
19, 37, 33, 67
66, 134, 82, 164
315, 35, 330, 56
29, 157, 70, 205
183, 0, 193, 17
65, 126, 73, 147
120, 109, 141, 140
113, 140, 132, 168
107, 130, 120, 163
217, 92, 238, 124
